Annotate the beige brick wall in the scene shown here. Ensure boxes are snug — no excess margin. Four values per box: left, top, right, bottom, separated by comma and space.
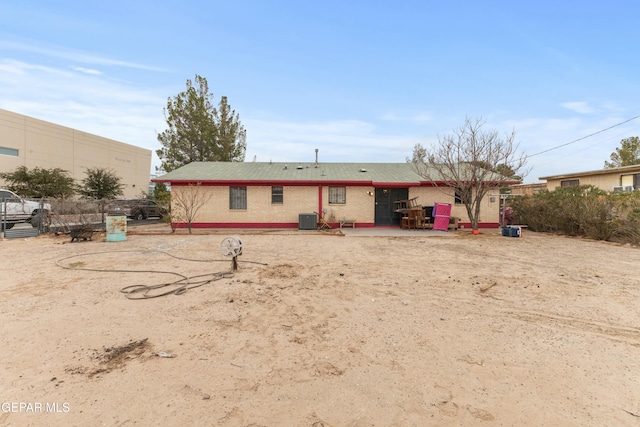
322, 186, 374, 223
174, 185, 377, 225
173, 184, 500, 226
171, 185, 318, 224
409, 186, 501, 224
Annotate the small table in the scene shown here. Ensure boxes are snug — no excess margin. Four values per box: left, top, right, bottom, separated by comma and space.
340, 218, 356, 229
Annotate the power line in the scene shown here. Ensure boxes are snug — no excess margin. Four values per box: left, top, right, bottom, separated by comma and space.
529, 114, 640, 157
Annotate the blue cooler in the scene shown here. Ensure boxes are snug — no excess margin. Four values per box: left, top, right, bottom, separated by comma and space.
502, 225, 521, 237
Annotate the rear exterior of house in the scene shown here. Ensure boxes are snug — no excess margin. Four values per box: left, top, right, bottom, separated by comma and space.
153, 162, 506, 229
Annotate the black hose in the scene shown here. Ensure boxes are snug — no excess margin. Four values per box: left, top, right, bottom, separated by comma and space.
55, 249, 266, 300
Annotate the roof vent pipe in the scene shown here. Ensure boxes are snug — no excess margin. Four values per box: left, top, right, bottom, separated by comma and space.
315, 148, 319, 167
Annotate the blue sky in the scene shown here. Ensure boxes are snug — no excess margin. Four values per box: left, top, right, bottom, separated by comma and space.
1, 1, 639, 182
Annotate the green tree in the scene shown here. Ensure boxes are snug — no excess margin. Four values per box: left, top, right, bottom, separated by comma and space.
152, 181, 170, 210
156, 75, 246, 172
76, 167, 124, 200
604, 136, 640, 168
152, 182, 171, 206
495, 163, 522, 194
495, 163, 521, 181
0, 166, 75, 198
217, 96, 247, 163
411, 117, 528, 231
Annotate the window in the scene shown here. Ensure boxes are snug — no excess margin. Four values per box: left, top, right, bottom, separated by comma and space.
560, 179, 579, 187
229, 186, 247, 210
0, 146, 18, 157
0, 190, 20, 201
271, 186, 283, 204
455, 187, 471, 205
329, 186, 346, 204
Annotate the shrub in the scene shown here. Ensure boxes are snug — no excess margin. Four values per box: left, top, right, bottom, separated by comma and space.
510, 185, 640, 243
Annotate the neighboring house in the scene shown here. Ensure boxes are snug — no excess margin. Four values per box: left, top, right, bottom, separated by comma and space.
540, 164, 640, 192
509, 182, 547, 196
153, 161, 513, 229
0, 108, 152, 199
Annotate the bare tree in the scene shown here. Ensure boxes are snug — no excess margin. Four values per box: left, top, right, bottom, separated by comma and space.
170, 183, 212, 234
411, 117, 528, 230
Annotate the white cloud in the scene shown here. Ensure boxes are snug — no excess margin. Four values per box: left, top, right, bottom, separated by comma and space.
72, 66, 102, 75
0, 58, 168, 171
244, 118, 429, 164
380, 112, 433, 123
2, 52, 634, 184
561, 101, 594, 114
0, 59, 69, 76
245, 113, 638, 181
502, 115, 638, 181
0, 40, 164, 71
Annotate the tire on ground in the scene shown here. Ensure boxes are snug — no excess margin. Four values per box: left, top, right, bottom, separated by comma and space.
31, 212, 51, 229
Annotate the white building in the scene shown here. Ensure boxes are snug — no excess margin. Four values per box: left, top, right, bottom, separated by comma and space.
0, 108, 152, 198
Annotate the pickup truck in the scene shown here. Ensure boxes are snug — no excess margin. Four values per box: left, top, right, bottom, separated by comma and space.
107, 199, 167, 220
0, 189, 52, 230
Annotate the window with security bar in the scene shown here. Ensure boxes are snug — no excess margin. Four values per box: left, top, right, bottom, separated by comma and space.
329, 186, 346, 204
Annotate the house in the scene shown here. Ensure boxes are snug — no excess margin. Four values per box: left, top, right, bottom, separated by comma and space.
154, 161, 513, 229
540, 164, 640, 193
0, 108, 152, 198
509, 182, 547, 196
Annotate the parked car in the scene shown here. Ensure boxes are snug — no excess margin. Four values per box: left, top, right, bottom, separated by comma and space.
128, 199, 167, 220
106, 199, 167, 220
0, 189, 52, 230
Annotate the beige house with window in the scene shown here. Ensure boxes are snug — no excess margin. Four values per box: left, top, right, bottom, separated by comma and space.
540, 164, 640, 192
0, 108, 152, 198
154, 161, 512, 229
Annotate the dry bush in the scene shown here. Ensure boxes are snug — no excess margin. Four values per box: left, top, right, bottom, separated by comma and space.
510, 185, 640, 244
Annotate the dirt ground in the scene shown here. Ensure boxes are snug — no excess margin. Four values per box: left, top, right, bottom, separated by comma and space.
1, 225, 640, 426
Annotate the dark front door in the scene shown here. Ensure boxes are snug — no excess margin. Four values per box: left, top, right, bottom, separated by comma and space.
375, 188, 409, 226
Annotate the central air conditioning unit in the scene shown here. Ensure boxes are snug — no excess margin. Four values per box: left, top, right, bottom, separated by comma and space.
298, 213, 317, 230
613, 186, 624, 192
624, 186, 635, 192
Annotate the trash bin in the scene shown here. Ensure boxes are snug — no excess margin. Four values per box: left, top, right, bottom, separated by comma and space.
106, 215, 127, 241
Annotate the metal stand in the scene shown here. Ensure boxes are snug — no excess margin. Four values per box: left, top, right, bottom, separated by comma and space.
221, 237, 243, 271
